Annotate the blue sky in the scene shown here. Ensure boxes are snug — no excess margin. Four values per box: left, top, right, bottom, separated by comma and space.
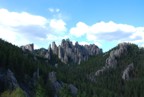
0, 0, 144, 52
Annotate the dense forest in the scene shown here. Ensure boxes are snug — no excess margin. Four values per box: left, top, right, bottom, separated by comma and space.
0, 38, 144, 97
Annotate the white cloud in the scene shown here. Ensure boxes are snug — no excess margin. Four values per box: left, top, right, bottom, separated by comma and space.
49, 19, 67, 32
90, 21, 136, 34
70, 22, 89, 37
86, 34, 97, 41
70, 21, 144, 46
0, 8, 48, 27
0, 8, 67, 48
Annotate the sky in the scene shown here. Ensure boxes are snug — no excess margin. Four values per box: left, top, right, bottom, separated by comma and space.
0, 0, 144, 52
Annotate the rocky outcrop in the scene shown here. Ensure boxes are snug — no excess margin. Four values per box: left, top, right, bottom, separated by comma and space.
21, 44, 34, 52
52, 42, 58, 55
34, 46, 52, 60
48, 71, 78, 97
31, 39, 102, 64
4, 69, 19, 90
48, 71, 62, 96
46, 44, 52, 60
106, 43, 128, 67
122, 63, 134, 80
68, 84, 78, 96
95, 43, 129, 76
51, 39, 102, 64
33, 68, 39, 86
49, 71, 57, 83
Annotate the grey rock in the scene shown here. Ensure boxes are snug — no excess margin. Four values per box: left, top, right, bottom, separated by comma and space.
122, 63, 134, 80
68, 84, 78, 96
106, 43, 128, 67
45, 51, 51, 60
51, 39, 102, 64
32, 68, 40, 86
34, 39, 102, 64
35, 47, 52, 60
53, 81, 62, 93
49, 71, 57, 83
48, 71, 78, 97
52, 42, 58, 55
105, 55, 117, 68
84, 44, 102, 55
21, 44, 34, 52
55, 63, 58, 68
58, 46, 64, 60
95, 43, 129, 76
45, 44, 52, 60
48, 72, 62, 96
64, 53, 68, 64
4, 69, 19, 90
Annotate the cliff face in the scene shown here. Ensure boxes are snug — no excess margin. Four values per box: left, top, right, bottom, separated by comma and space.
50, 39, 102, 64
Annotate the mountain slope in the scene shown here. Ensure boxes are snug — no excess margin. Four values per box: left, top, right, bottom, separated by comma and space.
0, 38, 144, 97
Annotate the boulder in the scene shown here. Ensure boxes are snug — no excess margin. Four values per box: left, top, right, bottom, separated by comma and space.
68, 84, 78, 96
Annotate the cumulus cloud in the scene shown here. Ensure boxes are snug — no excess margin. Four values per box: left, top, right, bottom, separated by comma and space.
49, 19, 67, 33
0, 8, 47, 27
0, 8, 67, 48
70, 22, 89, 37
70, 21, 144, 46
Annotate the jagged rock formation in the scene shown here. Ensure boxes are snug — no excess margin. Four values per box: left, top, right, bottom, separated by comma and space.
52, 42, 58, 55
34, 48, 51, 60
34, 45, 52, 60
23, 39, 102, 64
51, 39, 102, 64
48, 71, 62, 97
122, 63, 134, 80
48, 71, 78, 97
21, 44, 34, 52
95, 43, 129, 76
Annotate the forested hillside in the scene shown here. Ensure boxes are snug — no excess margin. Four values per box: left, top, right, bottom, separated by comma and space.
0, 38, 144, 97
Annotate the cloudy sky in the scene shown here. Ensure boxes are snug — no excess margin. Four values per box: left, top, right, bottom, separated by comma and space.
0, 0, 144, 51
